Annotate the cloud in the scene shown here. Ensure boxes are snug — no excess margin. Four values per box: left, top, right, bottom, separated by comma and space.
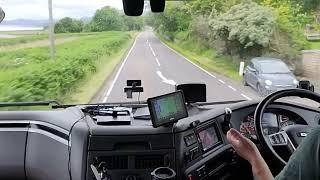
0, 0, 123, 20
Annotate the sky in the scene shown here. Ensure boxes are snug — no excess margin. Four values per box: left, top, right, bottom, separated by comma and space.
0, 0, 124, 20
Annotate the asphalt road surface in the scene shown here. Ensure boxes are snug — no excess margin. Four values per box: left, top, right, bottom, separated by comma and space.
103, 30, 258, 103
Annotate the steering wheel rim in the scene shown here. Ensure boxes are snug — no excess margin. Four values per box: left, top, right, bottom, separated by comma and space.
254, 88, 320, 165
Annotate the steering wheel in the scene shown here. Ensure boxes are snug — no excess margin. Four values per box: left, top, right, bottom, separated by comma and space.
254, 89, 319, 165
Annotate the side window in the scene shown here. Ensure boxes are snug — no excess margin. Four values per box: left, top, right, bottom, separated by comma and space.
254, 64, 261, 73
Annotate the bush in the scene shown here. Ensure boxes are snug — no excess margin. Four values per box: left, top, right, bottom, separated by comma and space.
209, 1, 275, 57
54, 17, 84, 33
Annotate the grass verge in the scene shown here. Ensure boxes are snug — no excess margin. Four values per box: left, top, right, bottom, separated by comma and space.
0, 31, 134, 103
69, 32, 137, 103
157, 34, 241, 81
309, 41, 320, 50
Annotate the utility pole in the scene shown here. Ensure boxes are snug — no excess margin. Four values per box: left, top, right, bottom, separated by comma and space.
48, 0, 55, 61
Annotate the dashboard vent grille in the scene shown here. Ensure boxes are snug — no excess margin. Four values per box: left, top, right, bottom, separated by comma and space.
99, 156, 128, 169
135, 155, 164, 169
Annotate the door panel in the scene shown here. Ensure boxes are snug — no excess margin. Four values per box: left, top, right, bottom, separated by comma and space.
0, 129, 27, 180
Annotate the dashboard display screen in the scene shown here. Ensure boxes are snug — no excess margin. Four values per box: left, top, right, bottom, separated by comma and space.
148, 91, 188, 128
198, 126, 220, 151
262, 113, 278, 127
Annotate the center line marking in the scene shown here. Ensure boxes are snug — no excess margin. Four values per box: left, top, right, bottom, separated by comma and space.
218, 79, 225, 84
150, 46, 156, 57
228, 85, 237, 91
155, 57, 161, 66
241, 93, 252, 101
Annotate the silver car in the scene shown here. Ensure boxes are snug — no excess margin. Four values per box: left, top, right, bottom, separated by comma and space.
243, 57, 298, 96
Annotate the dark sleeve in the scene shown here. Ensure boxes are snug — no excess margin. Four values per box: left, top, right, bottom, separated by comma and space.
275, 128, 320, 180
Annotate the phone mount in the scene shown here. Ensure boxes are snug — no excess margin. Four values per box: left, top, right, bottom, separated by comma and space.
175, 83, 206, 104
124, 80, 143, 99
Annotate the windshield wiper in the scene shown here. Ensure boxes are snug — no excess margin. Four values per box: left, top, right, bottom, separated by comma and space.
52, 101, 148, 109
0, 100, 61, 107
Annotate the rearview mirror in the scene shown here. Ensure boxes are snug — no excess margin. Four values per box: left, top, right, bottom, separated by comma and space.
122, 0, 144, 16
150, 0, 165, 13
0, 7, 5, 23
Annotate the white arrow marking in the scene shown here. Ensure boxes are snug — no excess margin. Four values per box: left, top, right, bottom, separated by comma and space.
156, 71, 176, 86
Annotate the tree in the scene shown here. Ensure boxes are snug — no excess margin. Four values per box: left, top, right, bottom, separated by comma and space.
54, 17, 84, 33
147, 2, 191, 33
122, 16, 144, 31
89, 6, 124, 32
209, 1, 275, 56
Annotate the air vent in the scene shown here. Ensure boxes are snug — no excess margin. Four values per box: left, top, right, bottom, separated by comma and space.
135, 155, 164, 169
99, 156, 128, 169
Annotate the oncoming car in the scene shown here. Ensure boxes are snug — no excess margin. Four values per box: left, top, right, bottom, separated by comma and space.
243, 57, 298, 96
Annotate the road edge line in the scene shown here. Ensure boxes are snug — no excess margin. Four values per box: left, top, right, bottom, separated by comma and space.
102, 34, 140, 102
159, 40, 217, 79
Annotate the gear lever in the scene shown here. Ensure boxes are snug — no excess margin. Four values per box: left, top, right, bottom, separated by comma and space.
222, 108, 232, 134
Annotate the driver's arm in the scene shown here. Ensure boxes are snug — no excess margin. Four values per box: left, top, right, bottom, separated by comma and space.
227, 128, 320, 180
274, 128, 320, 180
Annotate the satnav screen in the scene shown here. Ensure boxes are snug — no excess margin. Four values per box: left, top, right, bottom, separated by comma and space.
148, 91, 188, 127
198, 126, 220, 151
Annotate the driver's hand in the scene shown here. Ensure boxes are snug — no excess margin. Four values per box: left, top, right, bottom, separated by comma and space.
227, 128, 273, 180
226, 128, 260, 164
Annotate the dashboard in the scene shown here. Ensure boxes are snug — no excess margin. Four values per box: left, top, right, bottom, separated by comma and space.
240, 109, 306, 140
0, 100, 319, 180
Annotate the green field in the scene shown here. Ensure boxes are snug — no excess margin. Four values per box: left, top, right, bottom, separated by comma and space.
0, 32, 100, 47
0, 31, 134, 103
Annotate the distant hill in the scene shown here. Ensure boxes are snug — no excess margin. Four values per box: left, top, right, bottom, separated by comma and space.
2, 19, 49, 27
1, 17, 93, 27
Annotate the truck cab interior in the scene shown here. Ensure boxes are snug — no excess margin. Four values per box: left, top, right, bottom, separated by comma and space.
0, 1, 319, 180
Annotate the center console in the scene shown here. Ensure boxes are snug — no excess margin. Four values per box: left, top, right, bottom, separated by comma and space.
87, 133, 175, 180
175, 116, 251, 180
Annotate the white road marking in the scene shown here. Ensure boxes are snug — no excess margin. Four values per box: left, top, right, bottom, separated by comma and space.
241, 93, 252, 101
159, 40, 217, 79
218, 79, 225, 84
158, 37, 257, 100
149, 45, 156, 57
228, 85, 237, 91
156, 71, 176, 86
155, 57, 161, 66
103, 34, 140, 102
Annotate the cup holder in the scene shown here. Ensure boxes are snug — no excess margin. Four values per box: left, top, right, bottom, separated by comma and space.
151, 167, 176, 180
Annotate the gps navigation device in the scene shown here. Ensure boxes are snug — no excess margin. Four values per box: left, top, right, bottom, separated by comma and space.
147, 91, 188, 128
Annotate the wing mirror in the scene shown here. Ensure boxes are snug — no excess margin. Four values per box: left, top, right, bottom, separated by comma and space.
0, 7, 5, 23
298, 80, 314, 92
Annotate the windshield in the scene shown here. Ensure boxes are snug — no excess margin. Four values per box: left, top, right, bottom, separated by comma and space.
260, 61, 290, 74
0, 0, 319, 107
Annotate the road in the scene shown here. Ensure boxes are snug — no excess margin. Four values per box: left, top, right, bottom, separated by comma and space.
102, 30, 258, 103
